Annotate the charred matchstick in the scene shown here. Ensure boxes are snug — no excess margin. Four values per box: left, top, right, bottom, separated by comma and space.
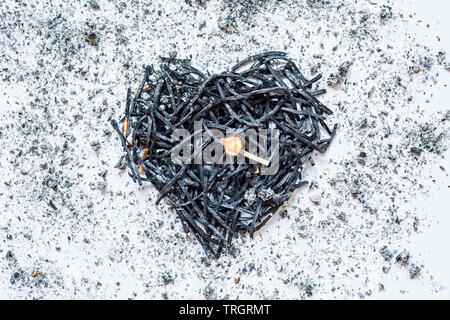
111, 51, 336, 258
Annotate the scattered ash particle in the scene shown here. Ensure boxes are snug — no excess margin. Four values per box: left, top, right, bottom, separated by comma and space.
48, 200, 58, 211
10, 271, 25, 285
85, 32, 99, 46
380, 5, 393, 23
379, 246, 393, 262
445, 62, 450, 72
436, 51, 446, 65
279, 209, 288, 219
409, 264, 422, 279
306, 0, 331, 9
161, 272, 174, 286
203, 285, 216, 300
89, 0, 100, 10
327, 61, 353, 87
90, 140, 101, 151
395, 250, 410, 267
404, 122, 448, 156
304, 283, 314, 297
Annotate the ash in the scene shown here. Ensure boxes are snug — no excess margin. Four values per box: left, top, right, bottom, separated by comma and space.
0, 0, 449, 299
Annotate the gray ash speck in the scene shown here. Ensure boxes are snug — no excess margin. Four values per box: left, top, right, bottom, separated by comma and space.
379, 246, 393, 262
90, 140, 101, 151
409, 264, 421, 279
327, 61, 352, 87
85, 32, 99, 46
395, 250, 410, 267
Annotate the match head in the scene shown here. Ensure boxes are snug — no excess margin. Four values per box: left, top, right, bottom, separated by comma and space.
220, 136, 242, 156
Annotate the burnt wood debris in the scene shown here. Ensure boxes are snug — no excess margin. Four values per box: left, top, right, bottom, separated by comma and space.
111, 51, 337, 258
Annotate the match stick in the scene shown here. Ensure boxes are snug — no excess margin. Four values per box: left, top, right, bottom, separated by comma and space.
242, 151, 270, 166
220, 136, 270, 166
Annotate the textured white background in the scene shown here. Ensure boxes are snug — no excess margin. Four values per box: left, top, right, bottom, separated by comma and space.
0, 0, 449, 299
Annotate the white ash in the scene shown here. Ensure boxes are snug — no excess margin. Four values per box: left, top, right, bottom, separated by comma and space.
257, 188, 275, 202
244, 188, 257, 205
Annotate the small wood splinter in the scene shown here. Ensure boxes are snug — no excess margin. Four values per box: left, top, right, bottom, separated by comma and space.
122, 118, 132, 147
139, 148, 149, 174
122, 118, 128, 137
220, 136, 270, 166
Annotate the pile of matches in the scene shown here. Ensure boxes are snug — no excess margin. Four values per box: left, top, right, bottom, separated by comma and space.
111, 51, 336, 258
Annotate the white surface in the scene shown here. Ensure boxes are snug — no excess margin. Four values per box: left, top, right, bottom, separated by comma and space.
0, 0, 449, 299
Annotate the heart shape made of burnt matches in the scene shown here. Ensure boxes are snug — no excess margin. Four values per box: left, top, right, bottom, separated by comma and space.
111, 52, 336, 258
